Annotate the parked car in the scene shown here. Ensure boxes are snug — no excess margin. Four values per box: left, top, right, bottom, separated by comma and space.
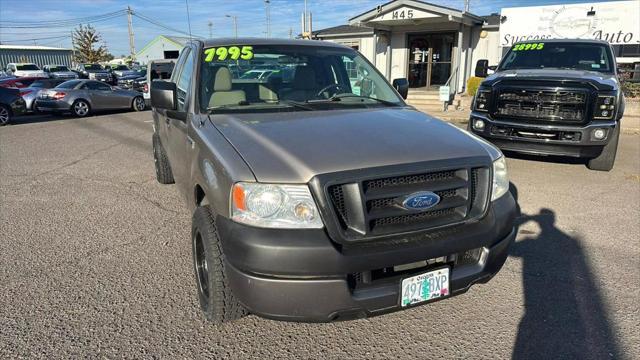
150, 39, 517, 323
469, 39, 625, 171
116, 69, 146, 89
74, 64, 114, 84
35, 79, 146, 117
110, 64, 137, 79
42, 65, 78, 80
0, 87, 27, 125
19, 78, 68, 112
144, 59, 174, 106
131, 76, 147, 93
5, 63, 48, 78
0, 77, 39, 89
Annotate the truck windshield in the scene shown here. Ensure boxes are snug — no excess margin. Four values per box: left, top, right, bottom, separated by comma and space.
499, 42, 614, 73
84, 64, 103, 71
199, 44, 403, 113
17, 64, 40, 70
49, 66, 69, 72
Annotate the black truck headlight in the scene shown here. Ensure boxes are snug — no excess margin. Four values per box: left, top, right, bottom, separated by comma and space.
594, 95, 616, 119
474, 89, 491, 112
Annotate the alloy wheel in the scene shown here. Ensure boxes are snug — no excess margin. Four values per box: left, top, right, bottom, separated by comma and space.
134, 97, 145, 111
0, 107, 9, 125
74, 101, 89, 117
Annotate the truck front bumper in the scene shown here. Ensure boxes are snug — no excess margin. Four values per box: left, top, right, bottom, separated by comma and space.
217, 192, 517, 322
468, 113, 617, 158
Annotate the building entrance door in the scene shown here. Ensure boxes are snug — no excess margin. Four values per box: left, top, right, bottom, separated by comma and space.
407, 33, 454, 88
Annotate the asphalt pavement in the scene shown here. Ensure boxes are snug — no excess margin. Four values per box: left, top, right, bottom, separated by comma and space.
1, 111, 638, 359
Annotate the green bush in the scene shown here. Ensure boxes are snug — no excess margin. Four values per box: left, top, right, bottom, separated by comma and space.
467, 77, 484, 96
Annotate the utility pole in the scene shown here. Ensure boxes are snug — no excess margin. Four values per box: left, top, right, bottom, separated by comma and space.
127, 6, 136, 61
289, 27, 293, 39
264, 0, 271, 38
208, 20, 213, 38
70, 30, 75, 65
225, 15, 238, 39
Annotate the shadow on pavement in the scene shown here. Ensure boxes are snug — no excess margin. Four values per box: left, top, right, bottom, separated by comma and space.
509, 186, 620, 359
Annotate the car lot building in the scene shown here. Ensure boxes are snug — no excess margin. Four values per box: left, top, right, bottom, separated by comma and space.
313, 0, 640, 95
0, 45, 73, 69
136, 35, 191, 65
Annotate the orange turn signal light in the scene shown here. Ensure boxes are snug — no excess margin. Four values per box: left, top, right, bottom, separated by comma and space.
232, 184, 246, 211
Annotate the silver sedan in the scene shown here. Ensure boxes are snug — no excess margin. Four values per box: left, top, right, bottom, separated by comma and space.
35, 79, 146, 117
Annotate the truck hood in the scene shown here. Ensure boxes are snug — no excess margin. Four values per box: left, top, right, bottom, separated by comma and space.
14, 70, 47, 78
483, 69, 619, 91
211, 108, 498, 183
51, 71, 77, 77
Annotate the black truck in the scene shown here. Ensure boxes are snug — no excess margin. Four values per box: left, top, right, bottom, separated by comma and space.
469, 39, 625, 171
150, 38, 518, 323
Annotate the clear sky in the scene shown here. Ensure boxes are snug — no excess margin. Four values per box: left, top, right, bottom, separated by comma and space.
0, 0, 624, 57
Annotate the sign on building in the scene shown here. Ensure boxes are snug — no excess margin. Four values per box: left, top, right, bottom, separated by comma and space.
499, 1, 640, 47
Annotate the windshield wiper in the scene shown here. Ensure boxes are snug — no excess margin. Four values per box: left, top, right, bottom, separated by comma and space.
324, 94, 399, 106
206, 99, 314, 113
277, 100, 314, 111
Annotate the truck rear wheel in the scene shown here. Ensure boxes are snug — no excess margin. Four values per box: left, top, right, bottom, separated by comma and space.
192, 206, 248, 323
587, 125, 619, 171
152, 133, 175, 184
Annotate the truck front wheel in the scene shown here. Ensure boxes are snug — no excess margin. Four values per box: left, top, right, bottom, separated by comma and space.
587, 125, 620, 171
192, 206, 248, 323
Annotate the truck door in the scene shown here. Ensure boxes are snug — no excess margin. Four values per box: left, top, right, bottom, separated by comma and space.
161, 48, 195, 196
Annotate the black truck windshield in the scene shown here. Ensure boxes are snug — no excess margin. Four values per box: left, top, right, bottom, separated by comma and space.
499, 42, 614, 73
198, 44, 402, 113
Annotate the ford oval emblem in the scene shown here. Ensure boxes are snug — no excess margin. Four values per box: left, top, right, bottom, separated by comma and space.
402, 191, 441, 211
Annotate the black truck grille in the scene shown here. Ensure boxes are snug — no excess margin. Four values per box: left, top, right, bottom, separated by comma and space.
326, 167, 490, 240
494, 88, 588, 123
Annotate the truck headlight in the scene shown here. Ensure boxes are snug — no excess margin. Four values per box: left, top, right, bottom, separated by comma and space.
491, 156, 509, 201
474, 89, 491, 112
594, 95, 615, 119
231, 182, 323, 229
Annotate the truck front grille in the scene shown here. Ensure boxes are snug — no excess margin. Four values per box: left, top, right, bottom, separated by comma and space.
325, 166, 490, 241
494, 88, 588, 123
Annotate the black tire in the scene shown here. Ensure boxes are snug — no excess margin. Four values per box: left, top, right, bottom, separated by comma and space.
71, 99, 91, 117
587, 125, 620, 171
132, 96, 145, 111
192, 206, 248, 323
152, 133, 174, 184
0, 105, 11, 126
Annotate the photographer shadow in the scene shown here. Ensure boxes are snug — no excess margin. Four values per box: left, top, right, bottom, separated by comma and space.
510, 193, 621, 359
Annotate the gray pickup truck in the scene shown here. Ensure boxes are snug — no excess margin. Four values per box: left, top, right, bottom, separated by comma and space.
150, 38, 517, 323
469, 39, 625, 171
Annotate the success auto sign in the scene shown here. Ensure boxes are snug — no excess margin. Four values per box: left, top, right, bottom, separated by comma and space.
499, 1, 640, 46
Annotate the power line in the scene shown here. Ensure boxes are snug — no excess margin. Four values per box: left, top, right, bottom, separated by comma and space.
132, 11, 195, 37
0, 35, 71, 43
0, 12, 126, 29
0, 10, 126, 27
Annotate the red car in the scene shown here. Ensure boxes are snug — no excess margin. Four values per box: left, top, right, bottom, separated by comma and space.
0, 77, 40, 89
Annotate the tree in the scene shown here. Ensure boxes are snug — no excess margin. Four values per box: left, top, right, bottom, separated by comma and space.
72, 24, 110, 63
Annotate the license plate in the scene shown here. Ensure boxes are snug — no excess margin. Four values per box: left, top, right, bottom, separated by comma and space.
400, 267, 450, 307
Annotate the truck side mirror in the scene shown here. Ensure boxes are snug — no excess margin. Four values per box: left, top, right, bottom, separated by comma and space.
151, 81, 177, 110
392, 78, 409, 99
475, 60, 489, 78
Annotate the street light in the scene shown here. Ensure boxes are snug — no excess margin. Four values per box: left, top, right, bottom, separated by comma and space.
225, 14, 238, 39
